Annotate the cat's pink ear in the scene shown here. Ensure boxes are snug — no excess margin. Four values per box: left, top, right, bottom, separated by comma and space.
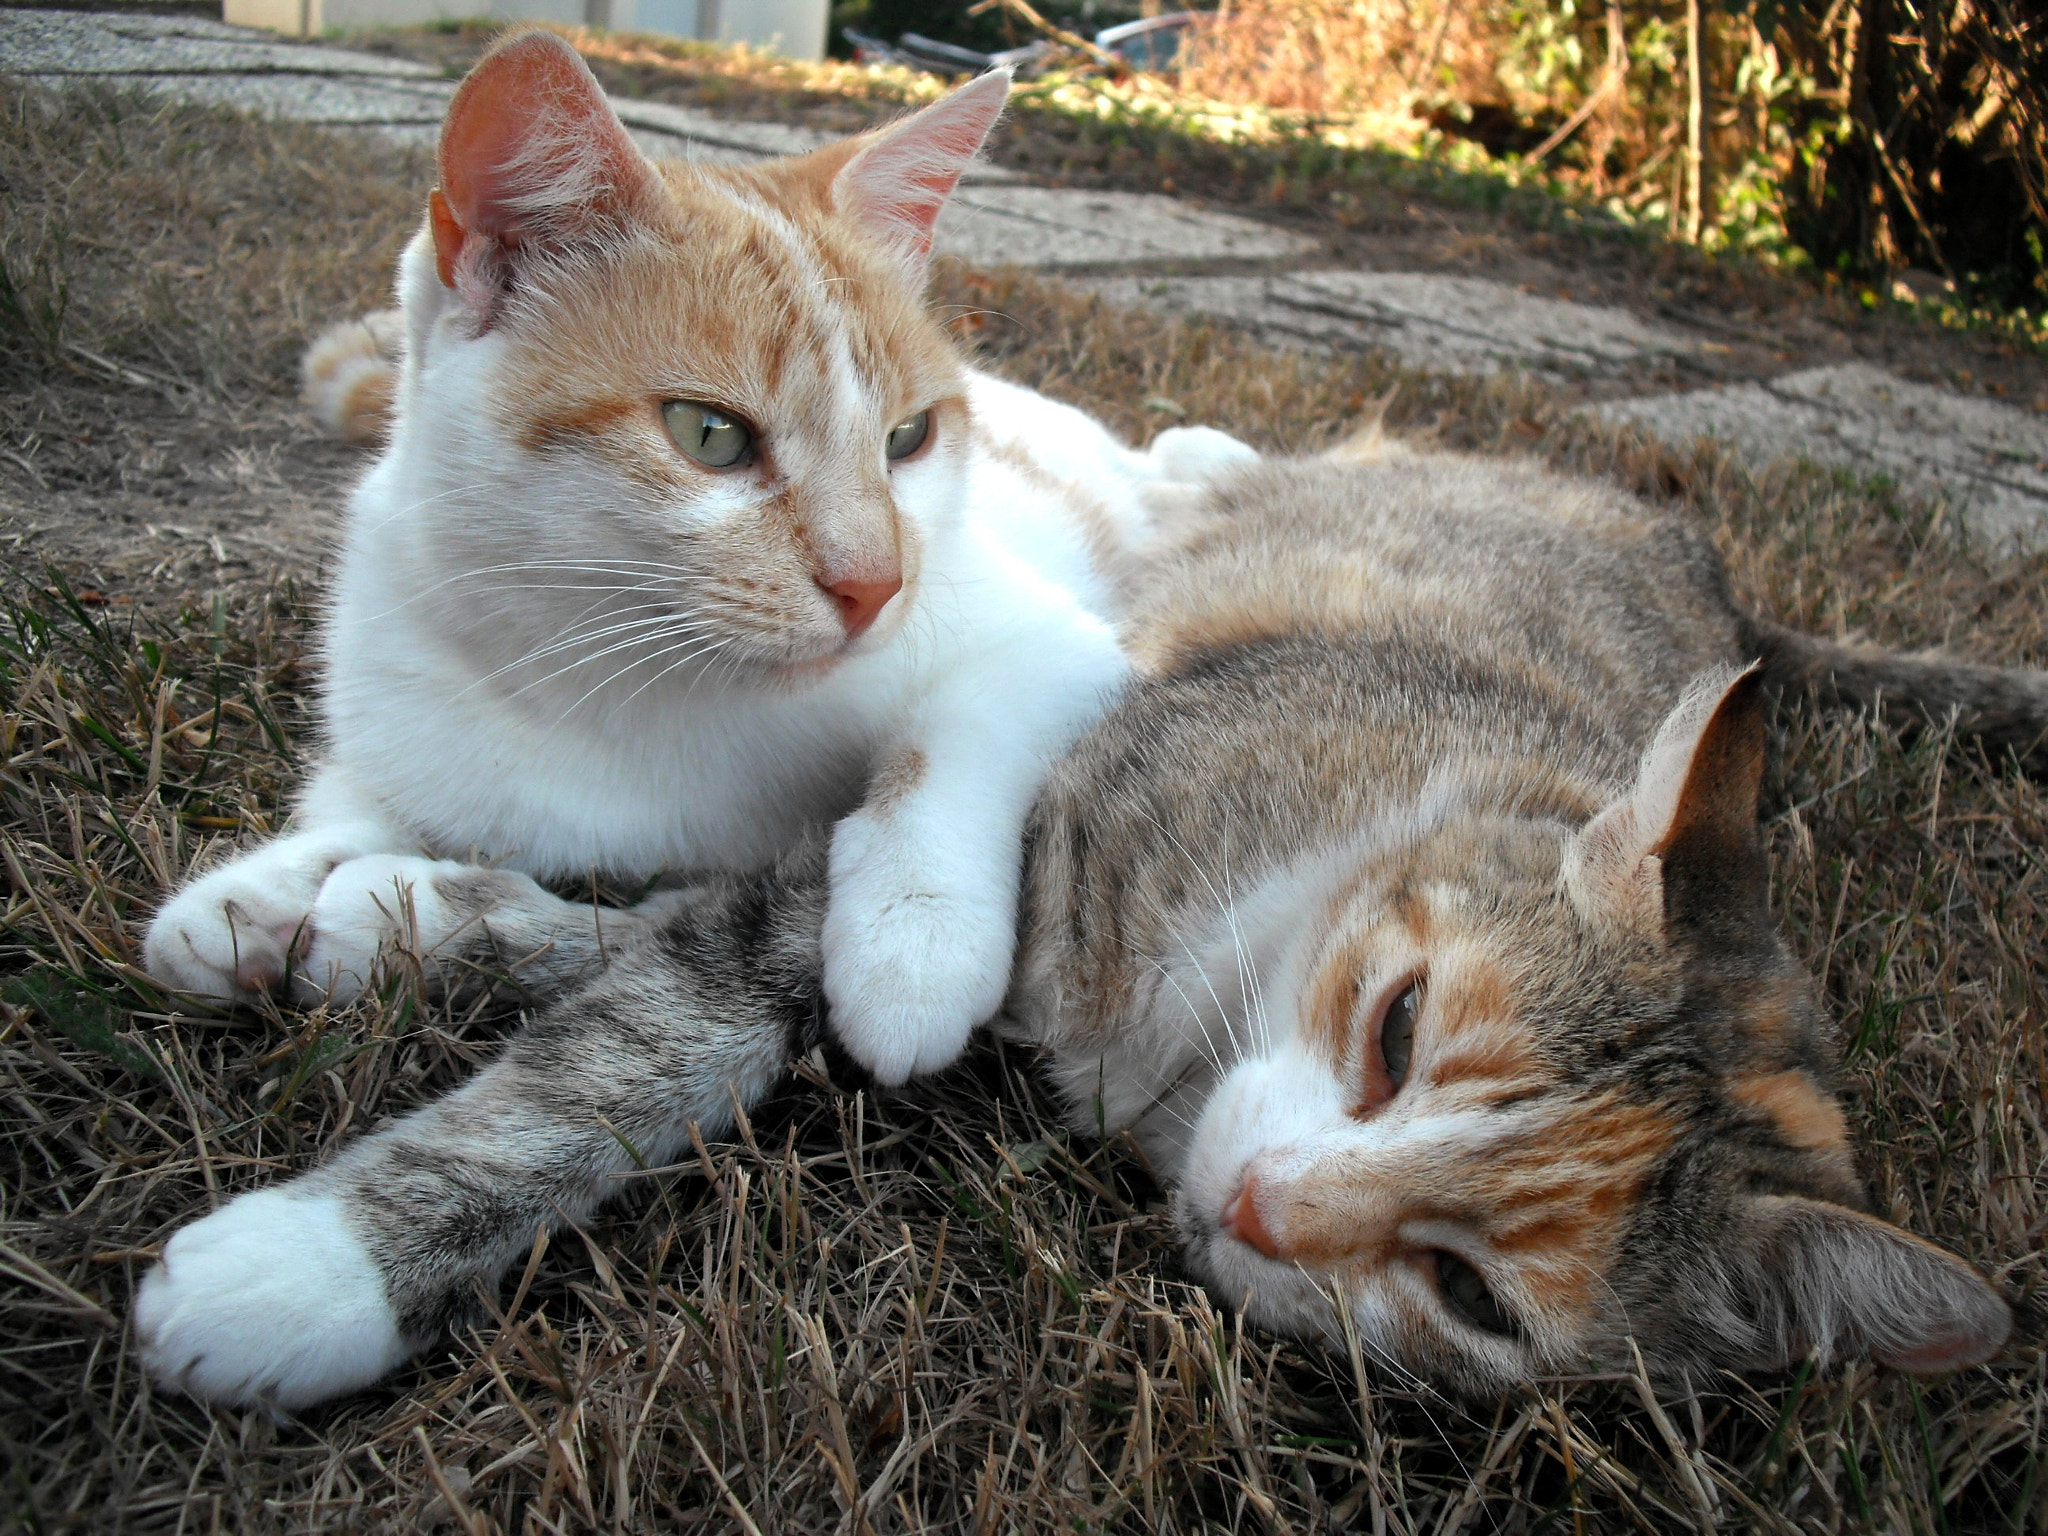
1741, 1195, 2010, 1374
831, 68, 1010, 273
1564, 663, 1767, 934
431, 30, 660, 323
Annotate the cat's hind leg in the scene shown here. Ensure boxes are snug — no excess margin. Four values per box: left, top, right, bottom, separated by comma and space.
134, 842, 826, 1411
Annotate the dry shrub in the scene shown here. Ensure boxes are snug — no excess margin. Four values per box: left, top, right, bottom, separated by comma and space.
1168, 0, 2048, 298
2, 86, 2044, 1536
1778, 0, 2048, 300
1171, 0, 1505, 120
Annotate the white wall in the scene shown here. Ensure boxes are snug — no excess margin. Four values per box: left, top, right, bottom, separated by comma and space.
225, 0, 827, 59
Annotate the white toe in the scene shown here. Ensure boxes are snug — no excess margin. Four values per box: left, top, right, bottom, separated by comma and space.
295, 854, 469, 1003
142, 832, 373, 1002
134, 1187, 409, 1410
823, 886, 1011, 1085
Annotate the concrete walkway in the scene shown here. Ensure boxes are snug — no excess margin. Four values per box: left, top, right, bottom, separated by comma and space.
6, 5, 2046, 546
0, 7, 1310, 268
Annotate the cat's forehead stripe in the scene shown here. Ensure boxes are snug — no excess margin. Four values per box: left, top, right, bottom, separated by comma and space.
745, 206, 859, 406
736, 180, 957, 421
1416, 946, 1548, 1103
733, 222, 837, 404
672, 175, 936, 419
518, 394, 646, 456
1302, 874, 1427, 1061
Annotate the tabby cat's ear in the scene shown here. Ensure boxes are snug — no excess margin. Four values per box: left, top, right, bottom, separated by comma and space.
1739, 1195, 2011, 1374
831, 68, 1010, 275
1564, 663, 1769, 939
430, 30, 661, 324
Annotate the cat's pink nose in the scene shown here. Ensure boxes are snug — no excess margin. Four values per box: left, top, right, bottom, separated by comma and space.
1221, 1176, 1282, 1260
823, 574, 901, 639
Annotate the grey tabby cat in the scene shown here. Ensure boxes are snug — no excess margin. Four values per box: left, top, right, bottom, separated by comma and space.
136, 437, 2026, 1409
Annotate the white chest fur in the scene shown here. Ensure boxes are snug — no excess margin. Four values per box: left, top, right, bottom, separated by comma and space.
318, 371, 1141, 883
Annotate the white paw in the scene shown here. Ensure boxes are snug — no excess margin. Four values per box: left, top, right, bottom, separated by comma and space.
144, 835, 358, 1000
1146, 425, 1259, 483
134, 1186, 410, 1411
294, 854, 478, 1005
822, 813, 1015, 1086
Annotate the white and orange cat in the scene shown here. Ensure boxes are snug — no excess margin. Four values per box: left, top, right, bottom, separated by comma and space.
140, 32, 1250, 1086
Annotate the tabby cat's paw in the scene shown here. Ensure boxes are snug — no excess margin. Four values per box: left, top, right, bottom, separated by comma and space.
144, 838, 349, 1001
294, 854, 492, 1004
822, 817, 1014, 1086
134, 1187, 409, 1411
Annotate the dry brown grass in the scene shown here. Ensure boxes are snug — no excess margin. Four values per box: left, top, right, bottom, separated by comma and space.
0, 80, 419, 399
1, 81, 2043, 1536
0, 78, 424, 600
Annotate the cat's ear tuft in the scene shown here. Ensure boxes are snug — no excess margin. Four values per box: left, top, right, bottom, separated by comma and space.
1740, 1195, 2011, 1374
831, 68, 1010, 275
1564, 663, 1768, 938
432, 29, 660, 321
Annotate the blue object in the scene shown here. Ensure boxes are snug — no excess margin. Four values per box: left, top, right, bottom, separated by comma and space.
1094, 12, 1199, 71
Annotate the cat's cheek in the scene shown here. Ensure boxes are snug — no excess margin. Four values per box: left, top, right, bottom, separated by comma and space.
134, 1187, 410, 1411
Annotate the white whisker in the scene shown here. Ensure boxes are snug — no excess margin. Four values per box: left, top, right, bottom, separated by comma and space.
553, 632, 734, 721
617, 636, 737, 710
453, 611, 718, 698
353, 551, 699, 624
507, 622, 716, 701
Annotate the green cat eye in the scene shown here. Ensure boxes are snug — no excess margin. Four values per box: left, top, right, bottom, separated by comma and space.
1380, 980, 1419, 1089
885, 409, 931, 461
663, 400, 753, 468
1437, 1252, 1518, 1337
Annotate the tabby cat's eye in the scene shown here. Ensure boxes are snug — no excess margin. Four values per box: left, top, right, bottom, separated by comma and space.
1436, 1251, 1517, 1337
663, 401, 753, 468
1380, 979, 1419, 1090
885, 410, 931, 461
1356, 972, 1422, 1117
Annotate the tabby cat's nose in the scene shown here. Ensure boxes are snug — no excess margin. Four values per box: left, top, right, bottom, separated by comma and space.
823, 574, 902, 638
1220, 1176, 1283, 1259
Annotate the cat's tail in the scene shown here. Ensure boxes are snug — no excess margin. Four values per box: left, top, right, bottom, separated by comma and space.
301, 309, 403, 445
1321, 398, 1409, 467
1745, 618, 2048, 773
